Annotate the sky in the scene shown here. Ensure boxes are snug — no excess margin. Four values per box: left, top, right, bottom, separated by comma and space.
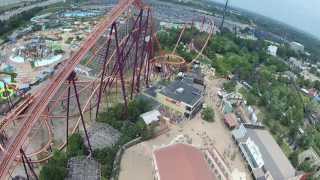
210, 0, 320, 39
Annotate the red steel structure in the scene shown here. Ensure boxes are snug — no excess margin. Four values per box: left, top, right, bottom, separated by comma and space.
0, 0, 154, 178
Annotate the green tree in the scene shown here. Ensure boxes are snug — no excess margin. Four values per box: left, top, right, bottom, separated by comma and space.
127, 98, 152, 122
223, 81, 236, 93
298, 161, 314, 173
40, 151, 67, 180
289, 151, 299, 168
93, 147, 117, 179
67, 133, 85, 158
201, 107, 215, 122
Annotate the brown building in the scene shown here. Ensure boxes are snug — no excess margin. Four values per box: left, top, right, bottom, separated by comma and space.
153, 143, 216, 180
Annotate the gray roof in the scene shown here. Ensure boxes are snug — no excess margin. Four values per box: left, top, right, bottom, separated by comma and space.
159, 80, 203, 106
144, 85, 158, 97
66, 157, 100, 180
84, 122, 120, 150
245, 128, 296, 180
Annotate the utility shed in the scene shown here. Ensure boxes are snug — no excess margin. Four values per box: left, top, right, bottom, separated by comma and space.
66, 157, 101, 180
84, 122, 121, 150
140, 110, 161, 125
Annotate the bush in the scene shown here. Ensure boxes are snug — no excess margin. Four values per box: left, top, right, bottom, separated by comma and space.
298, 161, 314, 173
223, 81, 236, 93
67, 133, 85, 158
201, 107, 215, 122
93, 147, 117, 179
40, 133, 85, 180
40, 151, 67, 180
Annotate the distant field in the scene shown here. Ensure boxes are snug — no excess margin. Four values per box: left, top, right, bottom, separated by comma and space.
0, 0, 37, 7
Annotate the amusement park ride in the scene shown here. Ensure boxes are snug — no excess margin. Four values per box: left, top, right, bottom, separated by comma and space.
0, 0, 214, 179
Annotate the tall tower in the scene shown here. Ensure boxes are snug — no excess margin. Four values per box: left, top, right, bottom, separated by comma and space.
219, 0, 229, 32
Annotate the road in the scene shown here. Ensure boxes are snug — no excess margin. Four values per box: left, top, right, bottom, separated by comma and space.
0, 0, 64, 21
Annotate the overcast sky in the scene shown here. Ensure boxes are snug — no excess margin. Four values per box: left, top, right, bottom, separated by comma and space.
211, 0, 320, 39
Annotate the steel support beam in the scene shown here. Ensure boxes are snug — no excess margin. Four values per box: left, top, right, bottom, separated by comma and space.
66, 83, 71, 147
20, 149, 38, 180
136, 9, 150, 92
69, 72, 93, 155
95, 23, 116, 119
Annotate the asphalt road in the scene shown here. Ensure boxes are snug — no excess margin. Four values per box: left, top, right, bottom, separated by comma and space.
0, 0, 64, 21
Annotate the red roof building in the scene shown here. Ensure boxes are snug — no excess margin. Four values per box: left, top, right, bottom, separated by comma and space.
224, 113, 238, 129
153, 143, 216, 180
308, 88, 318, 97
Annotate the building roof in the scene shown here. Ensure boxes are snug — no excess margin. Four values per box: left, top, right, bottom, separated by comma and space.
66, 156, 100, 180
154, 143, 216, 180
84, 122, 120, 150
267, 45, 278, 56
224, 113, 237, 128
159, 80, 203, 106
140, 110, 161, 125
246, 127, 296, 179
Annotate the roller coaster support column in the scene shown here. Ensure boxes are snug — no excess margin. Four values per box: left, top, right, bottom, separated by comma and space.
20, 149, 38, 180
100, 9, 147, 117
114, 22, 129, 117
145, 11, 154, 87
66, 81, 71, 147
96, 22, 116, 119
145, 39, 153, 87
136, 9, 150, 93
130, 12, 143, 100
68, 71, 93, 155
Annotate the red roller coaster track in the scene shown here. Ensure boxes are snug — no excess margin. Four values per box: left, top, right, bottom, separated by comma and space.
0, 0, 215, 178
0, 0, 150, 178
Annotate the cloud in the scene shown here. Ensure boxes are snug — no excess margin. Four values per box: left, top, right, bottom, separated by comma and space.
210, 0, 320, 39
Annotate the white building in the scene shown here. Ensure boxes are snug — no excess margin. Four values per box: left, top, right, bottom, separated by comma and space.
267, 45, 278, 56
140, 110, 161, 125
290, 42, 304, 52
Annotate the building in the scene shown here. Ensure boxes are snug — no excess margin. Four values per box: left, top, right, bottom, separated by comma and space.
290, 42, 304, 53
224, 113, 238, 129
289, 57, 304, 72
314, 96, 320, 103
185, 68, 205, 86
0, 74, 12, 85
308, 88, 318, 97
75, 64, 93, 76
267, 45, 278, 56
232, 124, 297, 180
153, 144, 216, 180
140, 110, 161, 125
66, 156, 101, 180
153, 143, 216, 180
156, 79, 204, 118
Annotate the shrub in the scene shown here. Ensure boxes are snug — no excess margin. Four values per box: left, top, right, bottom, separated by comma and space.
201, 107, 215, 122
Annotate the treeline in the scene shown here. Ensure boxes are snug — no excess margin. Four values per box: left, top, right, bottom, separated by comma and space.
203, 30, 320, 174
250, 12, 320, 61
0, 7, 44, 38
